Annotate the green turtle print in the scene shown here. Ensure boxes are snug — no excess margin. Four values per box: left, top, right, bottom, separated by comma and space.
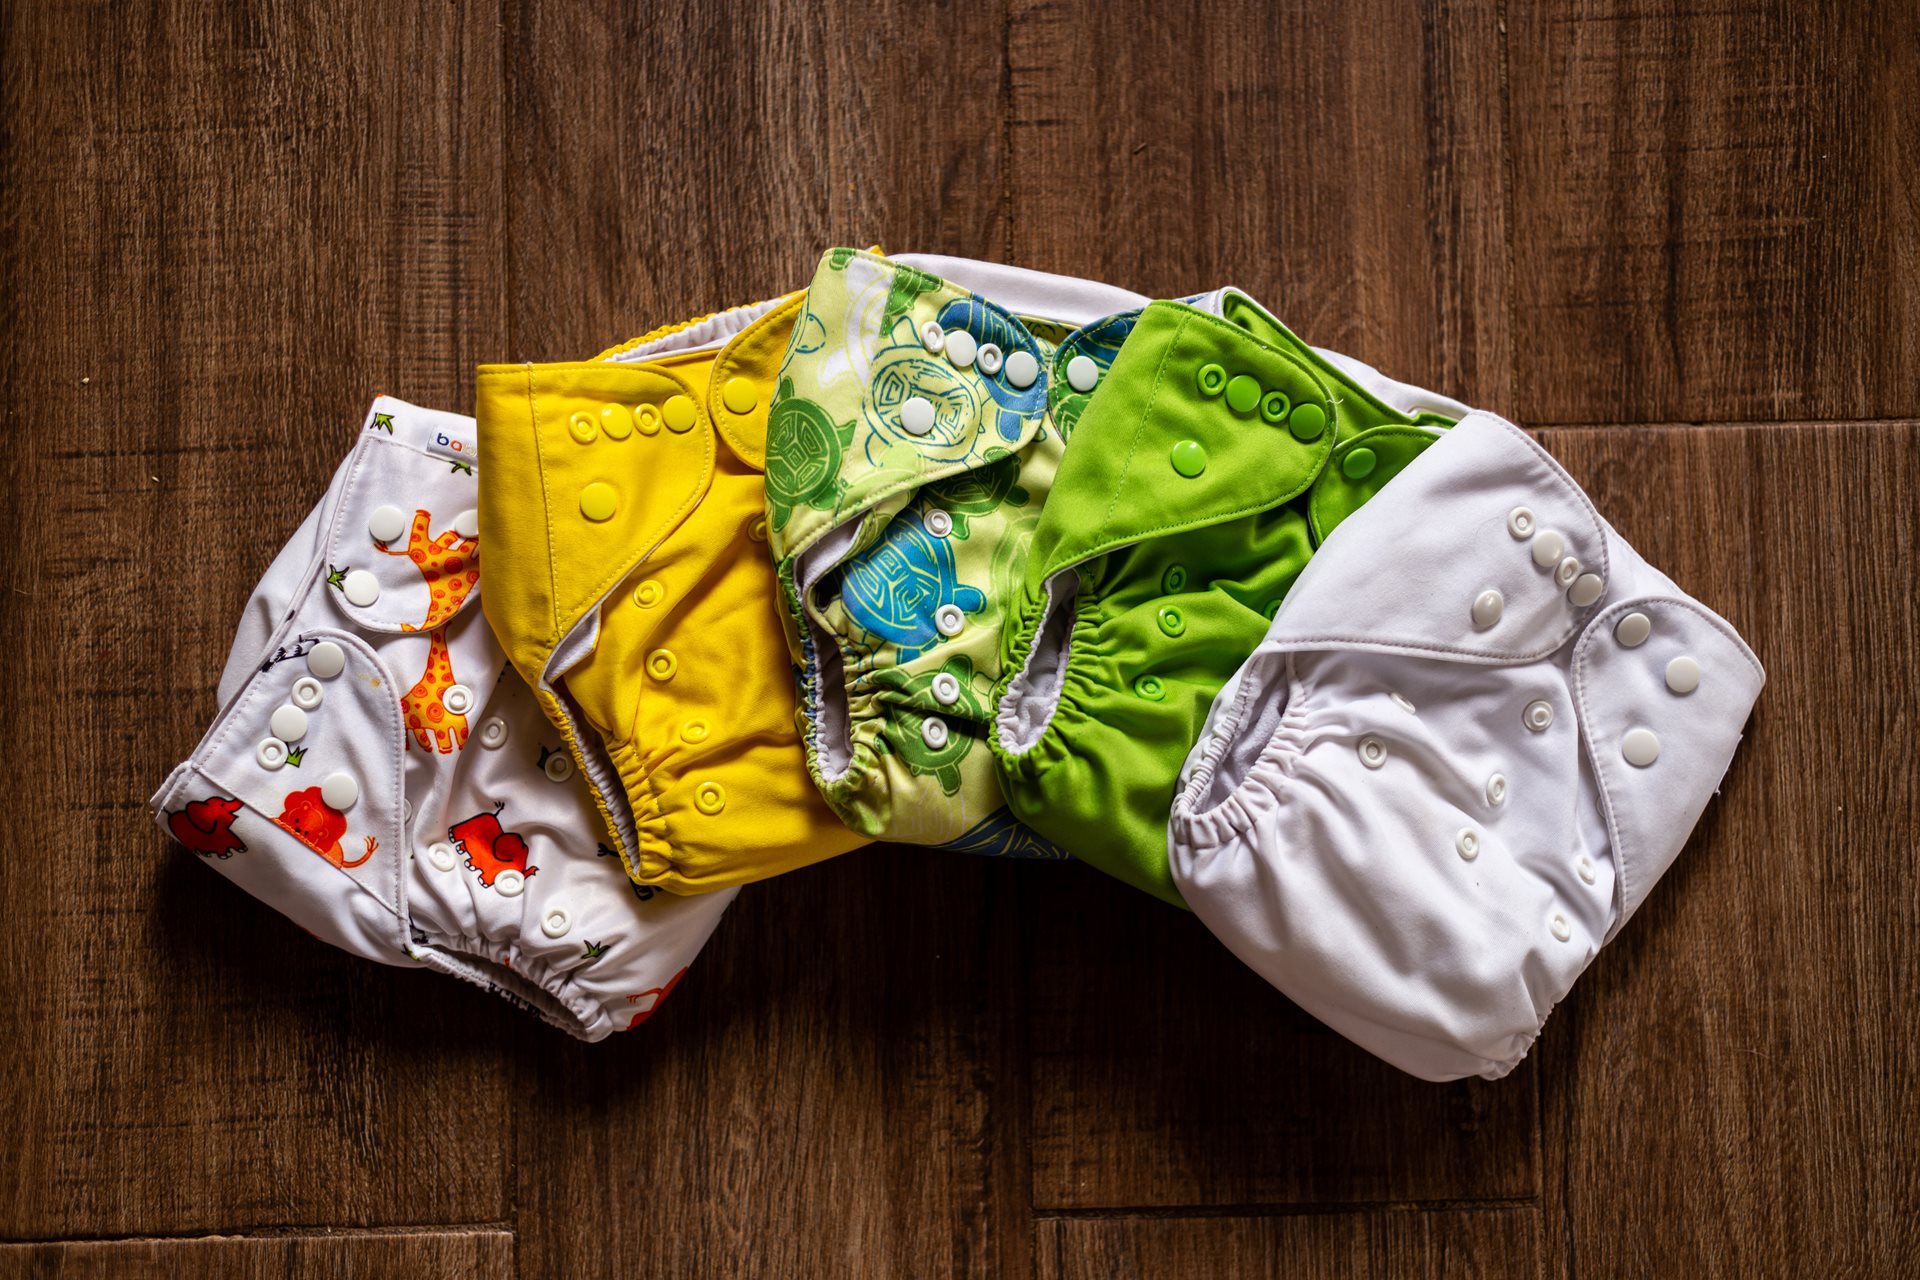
766, 378, 855, 532
923, 449, 1030, 538
869, 654, 987, 796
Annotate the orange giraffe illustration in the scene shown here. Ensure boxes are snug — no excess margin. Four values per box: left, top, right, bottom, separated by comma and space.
375, 509, 479, 753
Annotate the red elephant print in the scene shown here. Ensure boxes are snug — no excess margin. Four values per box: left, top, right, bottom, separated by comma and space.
448, 805, 537, 887
624, 967, 689, 1030
168, 795, 247, 858
275, 786, 377, 868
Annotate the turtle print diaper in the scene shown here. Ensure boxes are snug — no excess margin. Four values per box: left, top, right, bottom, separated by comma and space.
1169, 413, 1764, 1080
992, 290, 1469, 906
151, 398, 735, 1040
476, 296, 867, 894
767, 249, 1151, 849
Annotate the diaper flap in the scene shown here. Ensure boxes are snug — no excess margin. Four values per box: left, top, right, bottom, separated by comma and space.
1262, 412, 1611, 665
707, 291, 804, 471
1309, 424, 1447, 543
1025, 300, 1337, 590
1572, 597, 1764, 941
474, 360, 715, 679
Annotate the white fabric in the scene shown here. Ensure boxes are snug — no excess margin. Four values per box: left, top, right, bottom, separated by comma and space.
892, 253, 1151, 327
151, 396, 735, 1041
1169, 413, 1763, 1081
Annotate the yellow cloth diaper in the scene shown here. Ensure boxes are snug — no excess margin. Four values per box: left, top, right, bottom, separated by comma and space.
476, 296, 867, 893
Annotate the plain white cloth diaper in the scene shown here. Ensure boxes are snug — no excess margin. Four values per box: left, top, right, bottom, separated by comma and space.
151, 396, 735, 1041
1168, 412, 1763, 1081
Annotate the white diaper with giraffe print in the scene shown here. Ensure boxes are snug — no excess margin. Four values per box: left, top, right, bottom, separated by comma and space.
150, 396, 736, 1040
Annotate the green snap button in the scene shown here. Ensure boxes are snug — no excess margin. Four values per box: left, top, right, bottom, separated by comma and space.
1169, 439, 1208, 477
1288, 402, 1327, 441
1342, 446, 1377, 479
1133, 674, 1166, 702
1195, 363, 1227, 397
1162, 565, 1189, 594
1259, 390, 1291, 424
1262, 599, 1283, 620
1225, 374, 1262, 415
1156, 605, 1186, 638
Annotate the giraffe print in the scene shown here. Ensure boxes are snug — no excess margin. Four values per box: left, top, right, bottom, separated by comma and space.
376, 508, 479, 632
400, 627, 467, 753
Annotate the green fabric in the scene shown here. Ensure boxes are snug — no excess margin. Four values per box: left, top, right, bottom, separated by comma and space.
993, 294, 1455, 905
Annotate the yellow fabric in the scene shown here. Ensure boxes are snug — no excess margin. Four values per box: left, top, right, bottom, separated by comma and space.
476, 295, 867, 893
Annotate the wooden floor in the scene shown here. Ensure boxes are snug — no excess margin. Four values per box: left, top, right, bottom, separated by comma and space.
3, 2, 1915, 1276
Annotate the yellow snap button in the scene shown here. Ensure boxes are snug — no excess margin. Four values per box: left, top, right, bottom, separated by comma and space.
579, 482, 618, 522
662, 394, 697, 433
747, 516, 768, 542
635, 403, 662, 436
721, 377, 759, 415
601, 403, 634, 439
647, 649, 678, 680
633, 579, 666, 609
694, 781, 726, 815
680, 719, 710, 744
567, 412, 598, 444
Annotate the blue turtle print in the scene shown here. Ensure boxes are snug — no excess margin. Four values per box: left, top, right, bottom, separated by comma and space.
839, 510, 986, 661
936, 296, 1047, 443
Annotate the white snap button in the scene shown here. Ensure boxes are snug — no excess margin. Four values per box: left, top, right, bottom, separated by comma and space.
541, 907, 572, 939
1666, 655, 1701, 694
1456, 827, 1481, 861
1576, 854, 1596, 884
401, 797, 412, 824
256, 737, 288, 769
976, 343, 1004, 376
494, 869, 526, 898
428, 841, 458, 871
1471, 588, 1504, 629
1569, 573, 1606, 607
306, 641, 347, 679
1556, 556, 1581, 588
1531, 529, 1565, 568
291, 676, 324, 710
1357, 736, 1387, 769
320, 771, 358, 809
453, 508, 480, 540
925, 509, 954, 538
479, 718, 508, 749
944, 329, 978, 369
543, 752, 575, 783
1615, 611, 1651, 647
920, 319, 945, 352
931, 672, 961, 705
935, 603, 965, 637
368, 505, 409, 544
1066, 354, 1099, 393
269, 704, 308, 742
342, 569, 380, 607
1550, 913, 1572, 942
1389, 692, 1416, 714
921, 716, 950, 750
441, 684, 475, 716
1524, 699, 1555, 732
1507, 506, 1535, 539
901, 395, 936, 436
1622, 727, 1661, 767
1485, 772, 1508, 806
1005, 350, 1040, 389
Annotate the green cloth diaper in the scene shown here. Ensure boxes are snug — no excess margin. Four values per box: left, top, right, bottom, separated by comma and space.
991, 290, 1468, 904
768, 249, 1149, 851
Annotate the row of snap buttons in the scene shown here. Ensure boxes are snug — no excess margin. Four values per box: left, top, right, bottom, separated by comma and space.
921, 318, 1041, 390
569, 396, 700, 446
1192, 363, 1327, 441
258, 640, 352, 770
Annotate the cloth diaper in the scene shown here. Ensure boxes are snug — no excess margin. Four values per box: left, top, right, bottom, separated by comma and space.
768, 249, 1150, 849
992, 290, 1469, 906
475, 297, 867, 894
1168, 412, 1764, 1081
151, 398, 734, 1041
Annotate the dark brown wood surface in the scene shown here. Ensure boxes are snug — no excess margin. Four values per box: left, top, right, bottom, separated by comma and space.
1, 2, 1912, 1277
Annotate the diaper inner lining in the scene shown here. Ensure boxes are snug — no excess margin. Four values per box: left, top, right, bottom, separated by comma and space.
1197, 652, 1293, 815
605, 294, 787, 364
796, 522, 865, 782
997, 570, 1080, 755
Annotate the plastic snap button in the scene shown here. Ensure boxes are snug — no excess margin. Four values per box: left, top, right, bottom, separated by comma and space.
920, 319, 945, 352
1066, 354, 1100, 393
402, 798, 412, 825
1569, 573, 1606, 607
1550, 913, 1572, 942
1161, 565, 1189, 594
269, 704, 309, 742
944, 329, 978, 369
662, 394, 698, 433
494, 869, 526, 897
453, 508, 480, 540
1615, 611, 1651, 647
320, 772, 359, 810
931, 672, 961, 706
1666, 655, 1701, 694
1622, 727, 1661, 767
920, 716, 950, 750
428, 842, 458, 872
634, 403, 662, 436
1288, 403, 1327, 441
1262, 599, 1282, 620
1471, 588, 1504, 629
1341, 447, 1376, 480
1576, 854, 1596, 884
307, 641, 346, 679
342, 570, 380, 607
1357, 736, 1387, 769
541, 907, 572, 939
925, 509, 954, 538
1507, 506, 1535, 539
568, 411, 598, 444
442, 684, 475, 716
747, 516, 768, 542
1134, 674, 1166, 702
722, 377, 760, 414
1195, 364, 1227, 397
1556, 556, 1581, 588
1259, 389, 1291, 425
935, 603, 966, 637
1524, 699, 1554, 732
1456, 827, 1481, 861
256, 737, 289, 770
1531, 529, 1565, 568
579, 482, 618, 522
680, 719, 710, 744
543, 751, 575, 782
695, 781, 727, 815
368, 505, 410, 544
291, 677, 324, 710
633, 579, 666, 609
1390, 692, 1416, 714
1224, 374, 1261, 414
976, 343, 1004, 376
647, 649, 678, 681
1486, 772, 1508, 806
479, 718, 508, 749
1156, 604, 1186, 638
600, 403, 634, 440
1005, 350, 1039, 389
1169, 440, 1208, 477
901, 395, 936, 436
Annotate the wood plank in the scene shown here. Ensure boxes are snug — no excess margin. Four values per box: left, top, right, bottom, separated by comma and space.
1035, 1208, 1538, 1280
0, 0, 511, 1239
0, 1232, 512, 1280
1007, 0, 1512, 411
1509, 2, 1920, 425
1529, 422, 1920, 1275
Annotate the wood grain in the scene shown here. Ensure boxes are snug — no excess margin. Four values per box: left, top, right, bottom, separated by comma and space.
0, 1232, 513, 1280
